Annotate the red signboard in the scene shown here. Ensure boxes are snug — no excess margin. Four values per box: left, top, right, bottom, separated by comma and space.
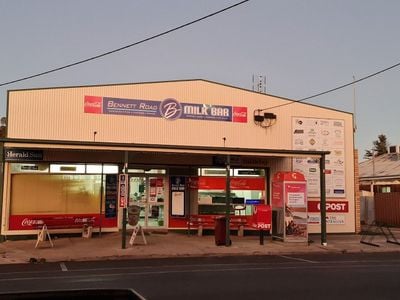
272, 182, 284, 208
119, 174, 128, 208
84, 95, 102, 114
197, 177, 265, 190
308, 201, 349, 213
232, 107, 248, 123
9, 214, 117, 230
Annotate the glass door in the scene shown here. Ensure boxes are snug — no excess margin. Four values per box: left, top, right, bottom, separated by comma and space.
129, 176, 166, 228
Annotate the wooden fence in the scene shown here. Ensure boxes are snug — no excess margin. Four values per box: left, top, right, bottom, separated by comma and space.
375, 192, 400, 226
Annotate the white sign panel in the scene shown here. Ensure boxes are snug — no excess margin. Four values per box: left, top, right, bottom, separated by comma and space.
308, 214, 346, 225
171, 191, 185, 217
292, 117, 345, 198
287, 192, 306, 206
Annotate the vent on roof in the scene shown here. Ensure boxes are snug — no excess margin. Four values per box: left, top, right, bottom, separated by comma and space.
388, 145, 400, 154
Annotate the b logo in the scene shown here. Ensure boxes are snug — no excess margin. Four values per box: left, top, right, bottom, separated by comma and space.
160, 98, 182, 120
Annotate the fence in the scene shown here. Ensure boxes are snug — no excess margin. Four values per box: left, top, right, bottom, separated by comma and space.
375, 192, 400, 226
360, 196, 375, 225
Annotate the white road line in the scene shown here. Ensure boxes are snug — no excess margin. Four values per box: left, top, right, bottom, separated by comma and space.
278, 255, 318, 263
60, 262, 68, 272
0, 263, 394, 283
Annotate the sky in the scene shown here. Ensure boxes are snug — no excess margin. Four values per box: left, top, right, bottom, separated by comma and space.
1, 0, 399, 161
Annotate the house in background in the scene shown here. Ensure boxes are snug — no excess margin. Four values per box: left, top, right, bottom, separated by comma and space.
359, 146, 400, 226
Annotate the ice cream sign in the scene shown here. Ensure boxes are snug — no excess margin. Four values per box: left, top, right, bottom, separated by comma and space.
84, 96, 247, 123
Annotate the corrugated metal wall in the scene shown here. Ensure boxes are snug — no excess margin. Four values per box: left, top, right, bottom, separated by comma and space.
7, 80, 353, 151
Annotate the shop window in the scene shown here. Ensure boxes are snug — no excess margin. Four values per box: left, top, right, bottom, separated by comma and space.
197, 176, 265, 216
10, 174, 102, 215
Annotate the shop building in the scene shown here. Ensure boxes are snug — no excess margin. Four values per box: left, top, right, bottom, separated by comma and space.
1, 79, 356, 237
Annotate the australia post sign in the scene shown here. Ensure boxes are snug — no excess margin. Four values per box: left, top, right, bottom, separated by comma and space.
84, 96, 247, 123
308, 201, 349, 213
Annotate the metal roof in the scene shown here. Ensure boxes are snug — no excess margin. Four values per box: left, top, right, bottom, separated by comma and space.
359, 153, 400, 179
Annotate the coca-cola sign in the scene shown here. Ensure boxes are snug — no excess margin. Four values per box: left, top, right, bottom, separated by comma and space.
9, 214, 117, 230
21, 218, 44, 227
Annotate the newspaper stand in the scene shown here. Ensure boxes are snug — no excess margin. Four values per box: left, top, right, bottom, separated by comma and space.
272, 172, 308, 243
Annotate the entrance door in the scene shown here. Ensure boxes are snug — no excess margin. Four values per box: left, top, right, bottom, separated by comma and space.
129, 176, 166, 228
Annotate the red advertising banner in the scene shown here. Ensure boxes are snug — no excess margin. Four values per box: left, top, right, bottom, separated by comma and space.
271, 181, 284, 208
9, 214, 117, 230
308, 201, 349, 213
118, 174, 128, 208
197, 177, 265, 190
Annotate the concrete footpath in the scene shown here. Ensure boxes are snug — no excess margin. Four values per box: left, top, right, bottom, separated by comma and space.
0, 230, 400, 264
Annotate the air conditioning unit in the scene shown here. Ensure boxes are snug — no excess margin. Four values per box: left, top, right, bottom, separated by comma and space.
388, 145, 400, 154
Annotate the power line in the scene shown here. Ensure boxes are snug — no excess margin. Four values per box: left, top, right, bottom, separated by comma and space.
0, 0, 250, 87
259, 61, 400, 111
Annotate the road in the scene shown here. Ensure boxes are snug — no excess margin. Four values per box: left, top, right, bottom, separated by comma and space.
0, 253, 399, 299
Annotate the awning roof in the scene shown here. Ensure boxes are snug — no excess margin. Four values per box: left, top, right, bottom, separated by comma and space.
2, 138, 330, 159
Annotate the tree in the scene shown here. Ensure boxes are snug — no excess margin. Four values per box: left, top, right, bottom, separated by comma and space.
364, 134, 389, 159
0, 117, 5, 138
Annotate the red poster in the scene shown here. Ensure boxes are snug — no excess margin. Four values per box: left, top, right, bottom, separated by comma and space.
272, 181, 284, 208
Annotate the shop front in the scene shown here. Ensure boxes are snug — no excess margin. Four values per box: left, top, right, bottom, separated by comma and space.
1, 79, 357, 238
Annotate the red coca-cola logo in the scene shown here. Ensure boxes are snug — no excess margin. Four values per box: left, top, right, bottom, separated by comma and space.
233, 107, 247, 123
84, 96, 102, 114
21, 218, 44, 227
74, 217, 95, 224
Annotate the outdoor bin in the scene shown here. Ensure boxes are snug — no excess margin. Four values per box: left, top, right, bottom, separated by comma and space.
215, 216, 226, 246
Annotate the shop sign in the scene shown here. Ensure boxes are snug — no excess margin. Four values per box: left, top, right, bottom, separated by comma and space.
4, 149, 43, 161
170, 176, 186, 217
118, 174, 128, 208
8, 214, 117, 230
308, 214, 345, 225
308, 201, 349, 213
84, 95, 247, 123
292, 117, 346, 198
198, 177, 265, 190
105, 174, 118, 218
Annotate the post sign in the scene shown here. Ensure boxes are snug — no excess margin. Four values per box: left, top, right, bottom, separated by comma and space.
308, 201, 349, 213
118, 174, 128, 208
